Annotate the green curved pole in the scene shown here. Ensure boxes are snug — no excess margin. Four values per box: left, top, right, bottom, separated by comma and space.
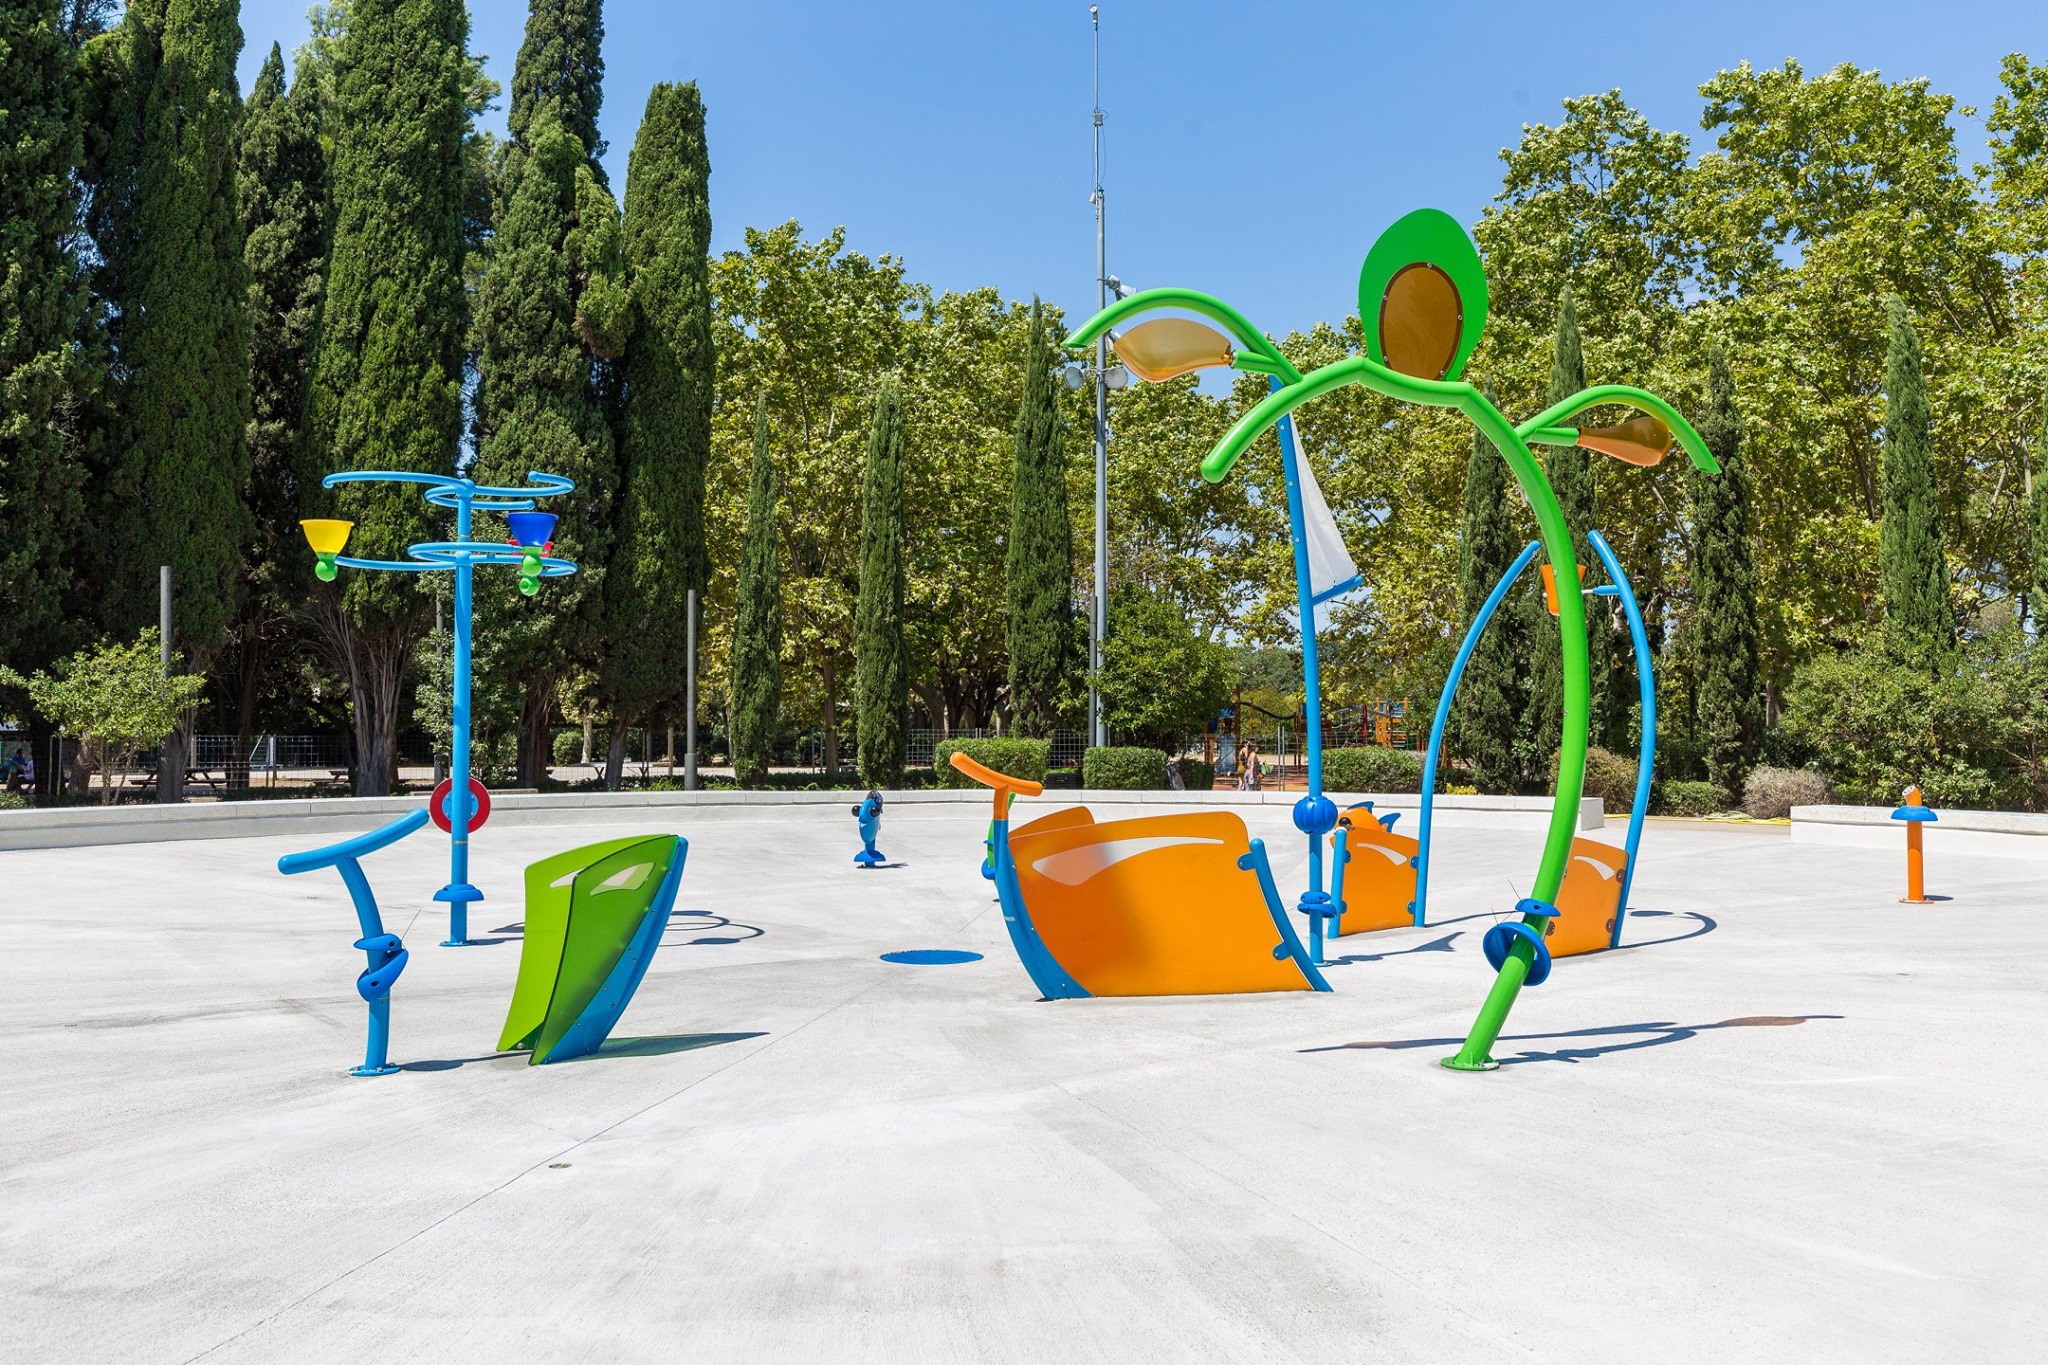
1516, 384, 1719, 474
1204, 355, 1590, 1072
1062, 287, 1305, 385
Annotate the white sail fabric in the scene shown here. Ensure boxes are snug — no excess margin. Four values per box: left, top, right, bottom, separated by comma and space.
1278, 412, 1362, 619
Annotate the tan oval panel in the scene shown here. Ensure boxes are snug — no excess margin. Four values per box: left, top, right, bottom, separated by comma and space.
1577, 414, 1673, 466
1111, 317, 1235, 384
1378, 263, 1463, 380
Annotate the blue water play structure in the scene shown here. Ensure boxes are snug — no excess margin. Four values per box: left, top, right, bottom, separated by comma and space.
299, 470, 577, 944
276, 809, 432, 1076
1402, 528, 1655, 953
853, 791, 886, 866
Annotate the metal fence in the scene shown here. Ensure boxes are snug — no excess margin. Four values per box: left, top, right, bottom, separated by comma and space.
186, 734, 435, 772
905, 728, 1088, 769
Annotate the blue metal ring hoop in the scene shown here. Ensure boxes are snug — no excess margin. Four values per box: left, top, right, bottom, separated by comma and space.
1482, 921, 1552, 986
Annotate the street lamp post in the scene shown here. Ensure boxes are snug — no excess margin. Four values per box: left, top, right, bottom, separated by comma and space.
300, 470, 577, 946
1089, 4, 1108, 749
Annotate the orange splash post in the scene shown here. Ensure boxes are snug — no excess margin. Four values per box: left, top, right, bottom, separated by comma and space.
1890, 786, 1938, 904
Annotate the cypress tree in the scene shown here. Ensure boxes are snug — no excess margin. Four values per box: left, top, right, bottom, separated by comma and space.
730, 401, 783, 789
1451, 393, 1528, 792
302, 0, 472, 794
1005, 302, 1076, 736
855, 378, 908, 788
1689, 346, 1762, 796
224, 42, 327, 785
2031, 390, 2048, 627
110, 0, 250, 801
0, 0, 95, 784
1878, 296, 1953, 656
508, 0, 605, 169
1526, 286, 1603, 764
472, 0, 625, 785
597, 80, 712, 790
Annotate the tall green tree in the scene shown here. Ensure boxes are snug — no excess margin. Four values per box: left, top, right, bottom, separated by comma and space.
224, 41, 327, 785
730, 401, 782, 788
2032, 392, 2048, 626
1879, 296, 1954, 655
0, 0, 96, 794
1005, 302, 1076, 735
1452, 393, 1531, 792
855, 378, 908, 786
111, 0, 250, 802
471, 0, 625, 785
1689, 346, 1762, 794
302, 0, 473, 794
507, 0, 604, 168
708, 222, 917, 772
597, 79, 711, 790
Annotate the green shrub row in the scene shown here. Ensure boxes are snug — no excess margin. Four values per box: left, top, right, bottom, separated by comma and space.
1659, 779, 1729, 816
1323, 745, 1423, 794
1084, 746, 1167, 790
1173, 757, 1215, 792
935, 738, 1051, 789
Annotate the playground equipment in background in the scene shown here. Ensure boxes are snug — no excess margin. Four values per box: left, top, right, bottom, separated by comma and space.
1407, 528, 1657, 959
298, 470, 576, 945
951, 751, 1328, 998
1893, 786, 1938, 904
1365, 700, 1413, 749
276, 809, 432, 1076
497, 835, 687, 1065
853, 791, 887, 866
1064, 207, 1713, 1069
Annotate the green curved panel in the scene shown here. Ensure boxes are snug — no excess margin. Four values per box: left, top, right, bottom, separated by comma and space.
497, 834, 680, 1063
1356, 208, 1489, 383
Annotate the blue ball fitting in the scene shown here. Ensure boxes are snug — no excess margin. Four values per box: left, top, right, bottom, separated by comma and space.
1293, 794, 1339, 837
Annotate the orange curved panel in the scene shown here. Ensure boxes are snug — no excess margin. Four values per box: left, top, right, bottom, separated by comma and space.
1335, 825, 1419, 936
1013, 806, 1095, 840
1546, 837, 1627, 957
1008, 811, 1318, 997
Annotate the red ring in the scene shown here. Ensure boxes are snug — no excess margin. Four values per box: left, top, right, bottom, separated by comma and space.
429, 777, 492, 834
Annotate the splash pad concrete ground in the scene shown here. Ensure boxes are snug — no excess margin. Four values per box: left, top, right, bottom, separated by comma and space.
3, 801, 2041, 1363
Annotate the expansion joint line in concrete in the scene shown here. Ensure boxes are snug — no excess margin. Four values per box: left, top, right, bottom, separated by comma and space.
178, 977, 891, 1363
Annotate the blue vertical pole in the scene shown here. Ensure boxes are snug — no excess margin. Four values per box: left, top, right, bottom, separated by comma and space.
1586, 530, 1654, 947
438, 480, 481, 944
1415, 540, 1541, 926
1272, 377, 1337, 956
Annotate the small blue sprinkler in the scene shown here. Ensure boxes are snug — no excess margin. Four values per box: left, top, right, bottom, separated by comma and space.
853, 790, 886, 867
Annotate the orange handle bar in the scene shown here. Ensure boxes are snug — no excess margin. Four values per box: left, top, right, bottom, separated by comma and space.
948, 751, 1042, 820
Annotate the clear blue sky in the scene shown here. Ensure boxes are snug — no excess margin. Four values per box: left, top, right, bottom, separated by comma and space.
234, 0, 2042, 338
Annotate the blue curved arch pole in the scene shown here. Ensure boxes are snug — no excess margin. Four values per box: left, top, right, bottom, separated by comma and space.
277, 809, 431, 1075
1585, 529, 1654, 946
1413, 532, 1655, 943
1414, 540, 1542, 925
316, 471, 576, 944
1270, 377, 1353, 963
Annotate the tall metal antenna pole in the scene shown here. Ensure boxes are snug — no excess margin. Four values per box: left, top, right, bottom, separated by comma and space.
1089, 3, 1108, 750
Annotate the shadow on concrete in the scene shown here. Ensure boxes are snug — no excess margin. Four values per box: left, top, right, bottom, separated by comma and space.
574, 1031, 767, 1062
1323, 932, 1463, 967
1302, 1014, 1842, 1066
401, 1031, 766, 1071
667, 910, 765, 946
1614, 909, 1718, 951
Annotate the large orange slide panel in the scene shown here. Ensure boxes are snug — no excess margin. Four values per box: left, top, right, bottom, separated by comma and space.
1007, 810, 1321, 997
1335, 823, 1419, 936
1546, 837, 1628, 957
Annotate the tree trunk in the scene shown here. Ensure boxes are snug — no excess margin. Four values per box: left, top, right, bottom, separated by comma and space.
819, 655, 838, 776
157, 713, 192, 804
227, 633, 264, 793
517, 675, 555, 788
605, 719, 628, 791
